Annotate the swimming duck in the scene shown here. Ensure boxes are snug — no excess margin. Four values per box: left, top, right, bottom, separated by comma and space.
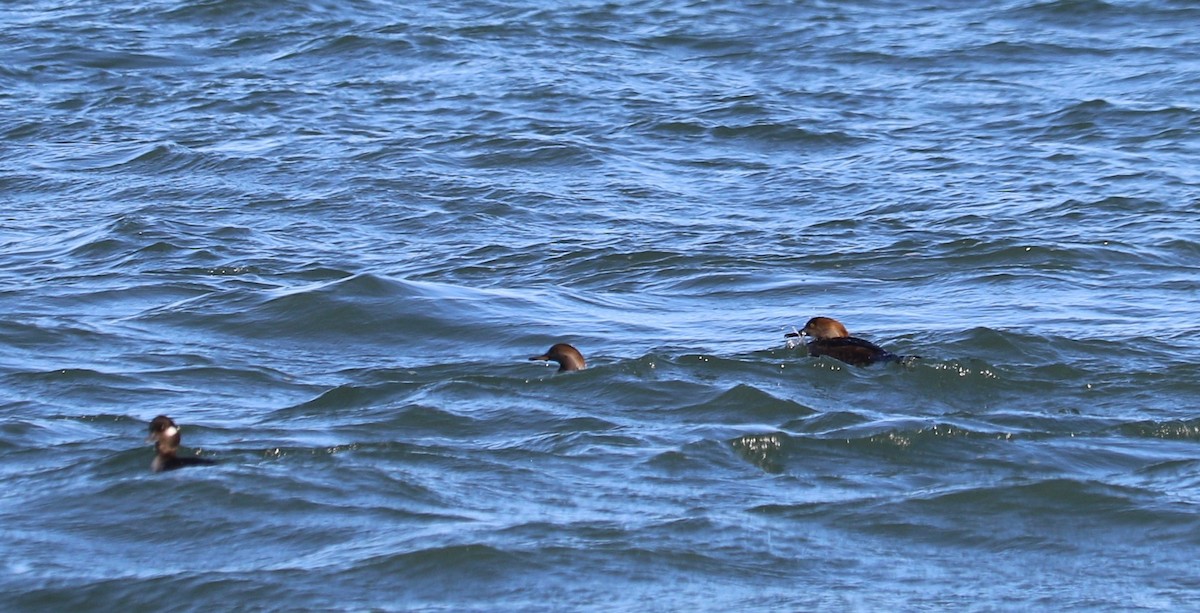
147, 415, 217, 473
785, 316, 914, 366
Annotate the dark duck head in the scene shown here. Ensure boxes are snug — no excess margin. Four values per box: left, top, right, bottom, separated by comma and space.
147, 415, 217, 473
785, 316, 915, 367
529, 343, 586, 372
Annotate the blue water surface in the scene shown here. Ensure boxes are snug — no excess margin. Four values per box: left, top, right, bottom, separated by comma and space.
2, 0, 1199, 609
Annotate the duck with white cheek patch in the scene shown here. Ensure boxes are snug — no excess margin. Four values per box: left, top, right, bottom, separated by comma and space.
147, 415, 217, 473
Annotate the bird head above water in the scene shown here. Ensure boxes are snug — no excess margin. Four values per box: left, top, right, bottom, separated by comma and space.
529, 343, 586, 372
786, 316, 851, 340
147, 414, 182, 450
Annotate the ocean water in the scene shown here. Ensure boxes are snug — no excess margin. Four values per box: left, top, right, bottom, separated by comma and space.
2, 0, 1199, 609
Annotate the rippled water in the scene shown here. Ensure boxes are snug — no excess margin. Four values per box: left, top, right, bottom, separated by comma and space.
3, 0, 1199, 609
